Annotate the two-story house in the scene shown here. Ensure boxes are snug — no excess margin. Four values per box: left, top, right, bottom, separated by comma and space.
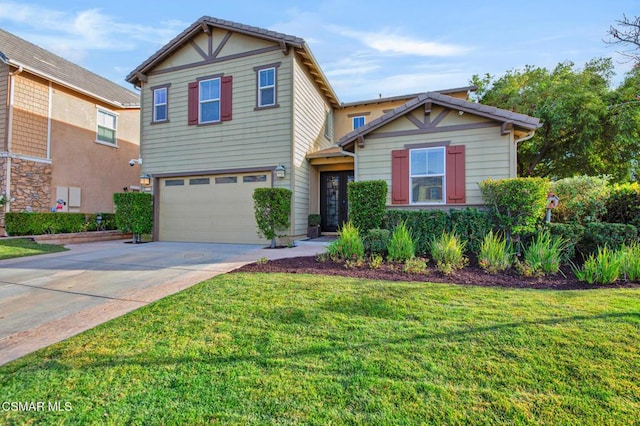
126, 16, 541, 244
0, 29, 140, 233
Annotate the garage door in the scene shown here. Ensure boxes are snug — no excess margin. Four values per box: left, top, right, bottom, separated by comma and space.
159, 172, 271, 244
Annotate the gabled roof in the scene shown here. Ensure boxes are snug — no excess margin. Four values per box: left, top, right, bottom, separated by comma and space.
337, 92, 542, 147
0, 29, 139, 108
126, 16, 340, 107
339, 85, 477, 108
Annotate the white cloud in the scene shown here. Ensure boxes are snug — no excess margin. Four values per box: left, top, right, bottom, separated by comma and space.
329, 25, 470, 57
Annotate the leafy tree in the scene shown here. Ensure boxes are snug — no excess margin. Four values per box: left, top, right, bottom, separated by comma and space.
472, 59, 640, 181
253, 188, 291, 248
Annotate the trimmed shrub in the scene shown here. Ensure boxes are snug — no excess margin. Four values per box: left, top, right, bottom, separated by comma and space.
479, 177, 549, 240
387, 221, 415, 262
252, 188, 292, 248
448, 208, 492, 254
578, 222, 638, 255
478, 231, 513, 274
386, 210, 448, 255
326, 221, 365, 261
347, 180, 387, 232
363, 228, 391, 255
603, 182, 640, 228
113, 192, 154, 243
429, 231, 468, 275
546, 222, 585, 261
550, 175, 610, 224
4, 212, 118, 236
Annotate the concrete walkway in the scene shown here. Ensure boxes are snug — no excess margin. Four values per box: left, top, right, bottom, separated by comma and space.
0, 239, 328, 366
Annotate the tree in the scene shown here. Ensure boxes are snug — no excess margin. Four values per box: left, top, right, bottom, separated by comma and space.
606, 14, 640, 64
252, 188, 291, 248
471, 58, 640, 182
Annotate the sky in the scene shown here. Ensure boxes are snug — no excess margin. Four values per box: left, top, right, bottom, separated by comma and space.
0, 0, 638, 103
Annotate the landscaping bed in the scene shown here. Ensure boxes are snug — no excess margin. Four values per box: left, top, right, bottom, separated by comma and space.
236, 255, 640, 290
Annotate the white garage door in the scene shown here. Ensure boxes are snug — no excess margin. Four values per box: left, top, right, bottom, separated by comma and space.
159, 172, 271, 244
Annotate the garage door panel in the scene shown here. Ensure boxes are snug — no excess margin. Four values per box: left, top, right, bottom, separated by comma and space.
159, 172, 271, 244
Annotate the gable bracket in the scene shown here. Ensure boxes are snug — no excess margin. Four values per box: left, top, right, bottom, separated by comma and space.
357, 135, 365, 148
424, 101, 432, 116
501, 121, 514, 135
201, 22, 211, 34
135, 72, 148, 84
279, 40, 289, 55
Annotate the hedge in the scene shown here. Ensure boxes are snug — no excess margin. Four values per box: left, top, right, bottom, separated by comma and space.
253, 187, 292, 248
347, 180, 387, 232
550, 175, 610, 224
4, 212, 117, 236
113, 193, 154, 242
603, 182, 640, 228
577, 222, 638, 255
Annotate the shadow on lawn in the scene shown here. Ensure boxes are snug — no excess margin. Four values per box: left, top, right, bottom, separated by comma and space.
45, 311, 640, 370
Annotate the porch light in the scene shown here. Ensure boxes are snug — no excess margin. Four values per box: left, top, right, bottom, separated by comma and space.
140, 174, 151, 186
275, 164, 286, 179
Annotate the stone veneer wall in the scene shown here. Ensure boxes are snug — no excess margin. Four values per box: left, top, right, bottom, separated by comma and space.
0, 157, 5, 231
9, 157, 52, 213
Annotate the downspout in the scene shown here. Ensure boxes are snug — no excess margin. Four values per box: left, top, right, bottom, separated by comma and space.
513, 130, 536, 177
339, 146, 358, 181
5, 65, 24, 214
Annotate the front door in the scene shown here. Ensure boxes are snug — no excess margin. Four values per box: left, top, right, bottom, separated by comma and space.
320, 171, 354, 232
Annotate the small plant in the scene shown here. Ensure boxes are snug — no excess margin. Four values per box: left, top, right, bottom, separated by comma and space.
316, 252, 330, 263
522, 230, 567, 276
478, 231, 512, 274
387, 221, 415, 262
403, 257, 427, 274
326, 221, 365, 261
620, 242, 640, 282
429, 231, 468, 275
256, 256, 269, 265
573, 246, 623, 285
364, 228, 391, 255
368, 253, 384, 270
344, 257, 365, 269
308, 214, 321, 226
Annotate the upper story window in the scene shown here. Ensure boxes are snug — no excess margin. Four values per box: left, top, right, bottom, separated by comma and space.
410, 147, 445, 204
152, 86, 169, 123
352, 116, 366, 130
199, 78, 221, 123
96, 109, 117, 145
258, 68, 276, 107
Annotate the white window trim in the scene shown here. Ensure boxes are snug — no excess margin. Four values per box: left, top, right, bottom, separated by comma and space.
95, 107, 118, 147
258, 67, 276, 108
199, 77, 221, 124
352, 115, 366, 130
153, 87, 168, 122
409, 146, 446, 205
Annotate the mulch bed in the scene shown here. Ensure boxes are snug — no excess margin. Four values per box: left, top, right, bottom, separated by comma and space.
234, 256, 640, 291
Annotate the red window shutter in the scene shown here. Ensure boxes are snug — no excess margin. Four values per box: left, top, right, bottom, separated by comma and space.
221, 75, 233, 122
391, 149, 409, 204
188, 82, 199, 125
446, 145, 466, 204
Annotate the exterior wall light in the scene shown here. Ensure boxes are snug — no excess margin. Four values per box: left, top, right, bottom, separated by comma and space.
275, 164, 286, 179
140, 174, 151, 186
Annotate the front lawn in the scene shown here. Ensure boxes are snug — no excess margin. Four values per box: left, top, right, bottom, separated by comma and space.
0, 238, 67, 260
1, 273, 638, 424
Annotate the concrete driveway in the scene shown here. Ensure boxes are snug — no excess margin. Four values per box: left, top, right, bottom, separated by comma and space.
0, 239, 327, 365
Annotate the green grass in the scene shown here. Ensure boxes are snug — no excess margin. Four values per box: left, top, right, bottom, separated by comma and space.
0, 238, 68, 260
1, 273, 639, 424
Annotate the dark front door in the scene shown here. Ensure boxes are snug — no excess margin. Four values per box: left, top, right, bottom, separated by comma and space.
320, 171, 354, 232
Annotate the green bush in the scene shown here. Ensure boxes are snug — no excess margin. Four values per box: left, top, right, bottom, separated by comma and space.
403, 257, 427, 274
545, 222, 585, 261
429, 231, 468, 275
308, 214, 321, 226
363, 228, 391, 255
387, 221, 415, 262
578, 222, 638, 255
385, 210, 449, 255
113, 192, 154, 243
347, 180, 387, 232
4, 212, 118, 236
522, 230, 567, 276
478, 231, 513, 274
448, 208, 492, 254
326, 221, 365, 261
620, 243, 640, 282
479, 177, 549, 240
550, 175, 610, 224
252, 188, 292, 248
603, 182, 640, 228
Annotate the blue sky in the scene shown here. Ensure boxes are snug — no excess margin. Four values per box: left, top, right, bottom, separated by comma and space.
0, 0, 638, 102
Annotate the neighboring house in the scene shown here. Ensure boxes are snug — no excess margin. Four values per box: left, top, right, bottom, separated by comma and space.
0, 29, 140, 233
126, 16, 541, 244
